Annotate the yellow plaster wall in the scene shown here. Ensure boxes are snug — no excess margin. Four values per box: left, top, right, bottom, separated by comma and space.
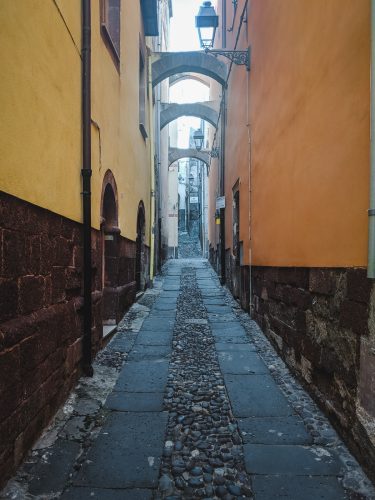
0, 0, 82, 222
0, 0, 152, 244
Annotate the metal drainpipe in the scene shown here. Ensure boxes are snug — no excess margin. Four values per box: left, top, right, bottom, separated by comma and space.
148, 49, 156, 282
220, 90, 226, 284
369, 1, 375, 278
81, 0, 93, 376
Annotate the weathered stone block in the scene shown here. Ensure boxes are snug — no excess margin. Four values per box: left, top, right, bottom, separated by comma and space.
347, 268, 372, 304
39, 234, 53, 275
19, 275, 45, 314
2, 230, 26, 278
0, 345, 20, 395
65, 267, 82, 291
25, 235, 41, 275
309, 269, 334, 295
0, 278, 18, 322
52, 266, 66, 303
53, 237, 73, 267
0, 314, 34, 350
340, 300, 368, 336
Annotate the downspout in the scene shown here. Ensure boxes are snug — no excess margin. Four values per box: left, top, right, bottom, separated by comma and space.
81, 0, 93, 375
369, 1, 375, 278
220, 90, 226, 284
148, 49, 155, 282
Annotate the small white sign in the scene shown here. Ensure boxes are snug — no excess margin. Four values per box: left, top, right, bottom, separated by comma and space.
104, 234, 114, 241
216, 196, 226, 209
190, 196, 199, 204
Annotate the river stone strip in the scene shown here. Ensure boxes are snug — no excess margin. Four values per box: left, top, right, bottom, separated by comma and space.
156, 266, 253, 499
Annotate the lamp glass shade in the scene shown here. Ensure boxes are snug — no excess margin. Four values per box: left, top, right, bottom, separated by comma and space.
195, 1, 218, 49
193, 129, 204, 151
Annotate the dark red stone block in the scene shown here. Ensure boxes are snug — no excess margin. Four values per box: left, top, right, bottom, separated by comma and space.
2, 230, 26, 278
339, 300, 368, 336
0, 314, 34, 350
51, 266, 66, 303
25, 235, 41, 275
0, 278, 18, 323
0, 383, 22, 422
309, 269, 335, 295
347, 268, 372, 304
0, 345, 21, 395
65, 267, 82, 291
39, 234, 53, 275
19, 275, 45, 315
53, 237, 73, 267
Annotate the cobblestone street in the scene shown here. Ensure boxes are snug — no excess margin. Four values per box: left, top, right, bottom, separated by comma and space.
2, 259, 375, 500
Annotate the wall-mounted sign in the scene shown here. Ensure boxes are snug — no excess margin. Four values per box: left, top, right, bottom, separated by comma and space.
190, 196, 199, 204
216, 196, 226, 210
104, 234, 114, 241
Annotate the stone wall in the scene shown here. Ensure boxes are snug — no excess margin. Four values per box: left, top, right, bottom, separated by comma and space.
251, 265, 375, 478
0, 192, 139, 486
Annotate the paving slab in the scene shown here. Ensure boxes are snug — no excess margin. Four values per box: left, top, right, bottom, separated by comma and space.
135, 331, 173, 346
208, 312, 237, 322
252, 475, 347, 500
113, 360, 169, 392
74, 412, 168, 488
140, 318, 175, 330
105, 392, 164, 412
202, 298, 227, 305
28, 440, 80, 496
215, 342, 256, 352
225, 374, 293, 417
213, 331, 250, 343
163, 285, 180, 291
205, 305, 233, 314
62, 487, 152, 499
218, 351, 269, 374
153, 303, 177, 311
244, 444, 343, 476
238, 416, 312, 445
108, 335, 137, 352
210, 322, 246, 332
127, 344, 171, 360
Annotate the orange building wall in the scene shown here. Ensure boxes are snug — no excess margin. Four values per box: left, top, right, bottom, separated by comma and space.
220, 0, 370, 268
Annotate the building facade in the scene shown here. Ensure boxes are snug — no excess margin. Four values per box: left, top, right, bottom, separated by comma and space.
0, 0, 170, 485
208, 0, 375, 478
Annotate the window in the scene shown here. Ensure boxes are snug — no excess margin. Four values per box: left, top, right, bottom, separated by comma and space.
101, 0, 120, 67
139, 43, 148, 139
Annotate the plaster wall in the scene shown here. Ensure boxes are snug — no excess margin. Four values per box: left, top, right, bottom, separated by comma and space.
0, 0, 152, 243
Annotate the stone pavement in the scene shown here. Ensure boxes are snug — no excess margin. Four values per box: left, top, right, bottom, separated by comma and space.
2, 259, 375, 499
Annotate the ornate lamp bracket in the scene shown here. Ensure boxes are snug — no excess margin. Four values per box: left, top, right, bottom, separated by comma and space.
205, 46, 250, 71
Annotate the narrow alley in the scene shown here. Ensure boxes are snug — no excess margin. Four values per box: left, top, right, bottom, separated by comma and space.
3, 245, 374, 499
2, 1, 375, 498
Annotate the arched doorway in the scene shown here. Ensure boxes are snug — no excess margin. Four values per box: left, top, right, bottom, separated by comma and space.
101, 171, 119, 327
135, 202, 146, 292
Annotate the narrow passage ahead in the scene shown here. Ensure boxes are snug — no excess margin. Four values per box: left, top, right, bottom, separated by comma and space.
61, 260, 369, 499
4, 260, 374, 499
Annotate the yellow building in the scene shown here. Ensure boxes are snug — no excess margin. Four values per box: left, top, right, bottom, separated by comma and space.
0, 0, 171, 485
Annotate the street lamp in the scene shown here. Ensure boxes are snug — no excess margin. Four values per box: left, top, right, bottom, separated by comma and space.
195, 1, 218, 49
193, 129, 204, 152
195, 1, 250, 71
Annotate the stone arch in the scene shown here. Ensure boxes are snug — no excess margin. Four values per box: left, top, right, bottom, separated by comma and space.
135, 201, 146, 292
152, 51, 227, 88
100, 170, 119, 230
100, 170, 120, 324
168, 148, 210, 169
160, 102, 218, 130
169, 73, 210, 87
